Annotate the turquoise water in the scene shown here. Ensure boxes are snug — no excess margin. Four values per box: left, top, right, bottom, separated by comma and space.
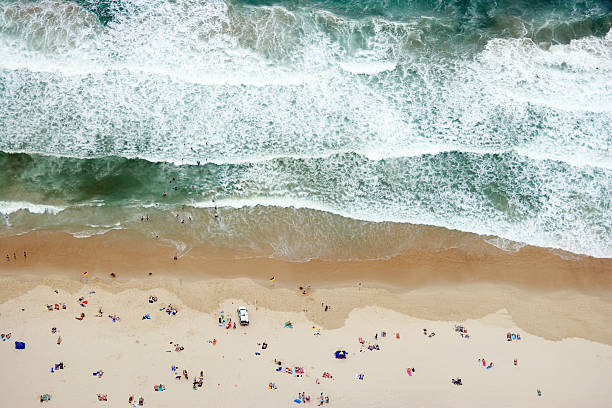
0, 0, 611, 259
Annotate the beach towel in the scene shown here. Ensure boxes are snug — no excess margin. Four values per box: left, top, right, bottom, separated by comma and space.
15, 341, 25, 349
293, 399, 302, 404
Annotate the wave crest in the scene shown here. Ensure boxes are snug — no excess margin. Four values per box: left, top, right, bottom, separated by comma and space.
0, 0, 101, 51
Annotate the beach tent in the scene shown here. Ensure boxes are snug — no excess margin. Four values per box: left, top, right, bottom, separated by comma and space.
334, 350, 347, 359
15, 341, 25, 350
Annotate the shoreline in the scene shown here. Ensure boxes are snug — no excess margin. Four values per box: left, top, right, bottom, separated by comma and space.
1, 229, 612, 292
1, 230, 612, 344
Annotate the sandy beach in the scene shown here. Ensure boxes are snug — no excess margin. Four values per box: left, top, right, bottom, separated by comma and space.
2, 0, 611, 405
2, 232, 612, 407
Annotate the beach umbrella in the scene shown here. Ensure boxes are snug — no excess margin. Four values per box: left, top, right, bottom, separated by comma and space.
334, 350, 347, 359
15, 341, 25, 350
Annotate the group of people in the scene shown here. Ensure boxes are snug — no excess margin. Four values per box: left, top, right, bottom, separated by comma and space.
192, 372, 204, 390
46, 303, 67, 311
161, 304, 178, 316
293, 392, 330, 405
171, 365, 204, 389
128, 395, 144, 406
506, 332, 522, 341
4, 251, 26, 262
455, 325, 470, 339
297, 392, 311, 403
478, 358, 494, 370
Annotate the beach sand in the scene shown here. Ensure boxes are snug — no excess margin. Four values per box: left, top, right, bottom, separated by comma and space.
1, 231, 612, 407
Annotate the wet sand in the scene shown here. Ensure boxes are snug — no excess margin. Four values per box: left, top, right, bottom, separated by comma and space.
1, 230, 612, 344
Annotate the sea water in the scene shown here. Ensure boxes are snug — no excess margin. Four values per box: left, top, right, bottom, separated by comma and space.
0, 0, 610, 260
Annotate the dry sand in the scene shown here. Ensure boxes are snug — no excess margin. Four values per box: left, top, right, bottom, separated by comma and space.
1, 283, 612, 407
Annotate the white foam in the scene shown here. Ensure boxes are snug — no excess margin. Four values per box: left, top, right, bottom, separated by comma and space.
190, 194, 612, 259
483, 237, 527, 253
0, 201, 66, 215
71, 226, 123, 238
339, 61, 396, 75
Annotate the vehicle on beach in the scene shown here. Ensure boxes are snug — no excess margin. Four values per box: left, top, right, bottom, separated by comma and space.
237, 306, 249, 325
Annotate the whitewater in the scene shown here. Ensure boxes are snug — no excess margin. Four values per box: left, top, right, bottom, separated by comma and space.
0, 0, 611, 259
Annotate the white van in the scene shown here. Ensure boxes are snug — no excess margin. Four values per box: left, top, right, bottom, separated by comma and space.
237, 306, 249, 326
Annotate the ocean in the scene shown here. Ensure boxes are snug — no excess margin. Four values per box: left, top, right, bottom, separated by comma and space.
0, 0, 611, 261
